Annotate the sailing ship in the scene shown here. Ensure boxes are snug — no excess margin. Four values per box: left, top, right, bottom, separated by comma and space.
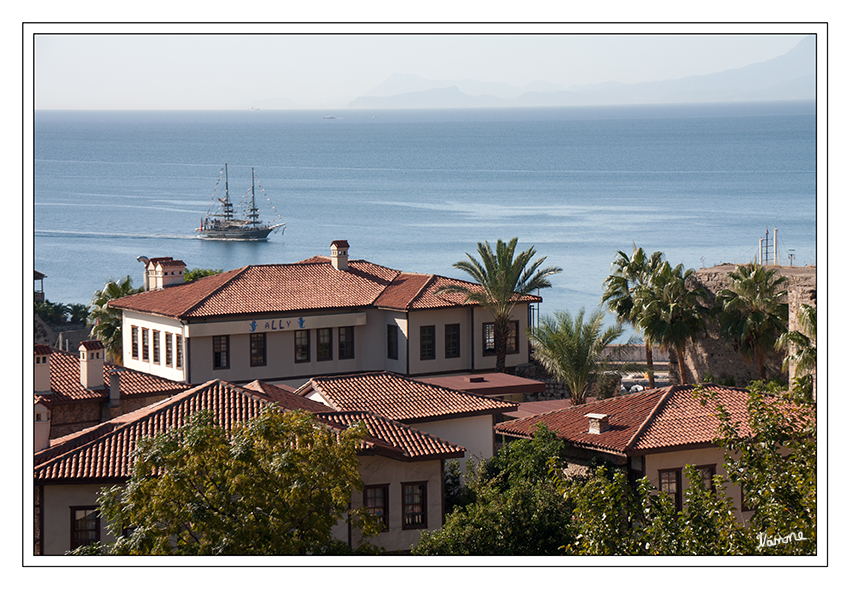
197, 164, 285, 241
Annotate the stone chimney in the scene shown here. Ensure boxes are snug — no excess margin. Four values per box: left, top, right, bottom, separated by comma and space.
108, 367, 125, 408
79, 341, 106, 389
34, 400, 51, 452
330, 240, 350, 271
585, 413, 610, 434
34, 344, 52, 394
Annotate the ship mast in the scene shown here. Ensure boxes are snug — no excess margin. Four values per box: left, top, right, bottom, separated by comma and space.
222, 164, 234, 221
248, 167, 260, 227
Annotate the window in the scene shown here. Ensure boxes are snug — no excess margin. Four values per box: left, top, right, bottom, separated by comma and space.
402, 482, 427, 529
420, 326, 435, 360
387, 324, 399, 360
213, 335, 229, 369
659, 468, 682, 511
295, 330, 310, 363
175, 335, 183, 368
364, 484, 389, 532
483, 321, 519, 356
445, 323, 461, 358
70, 507, 99, 550
131, 326, 139, 359
250, 332, 267, 367
165, 333, 173, 366
317, 328, 333, 361
339, 326, 354, 360
696, 464, 716, 491
142, 329, 149, 361
152, 330, 161, 364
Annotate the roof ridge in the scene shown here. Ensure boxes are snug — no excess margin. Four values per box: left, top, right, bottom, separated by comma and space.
623, 387, 675, 451
406, 274, 438, 309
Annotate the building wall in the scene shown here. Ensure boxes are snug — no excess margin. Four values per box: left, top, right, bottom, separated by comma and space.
122, 311, 187, 382
413, 414, 493, 467
644, 447, 752, 523
344, 455, 444, 552
40, 483, 117, 556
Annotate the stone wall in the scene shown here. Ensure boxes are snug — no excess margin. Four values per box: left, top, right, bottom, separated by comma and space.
684, 264, 816, 387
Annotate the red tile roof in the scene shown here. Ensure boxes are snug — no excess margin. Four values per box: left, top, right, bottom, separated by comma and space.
37, 347, 189, 405
298, 371, 517, 424
108, 255, 542, 319
78, 340, 104, 351
34, 379, 465, 482
494, 384, 760, 456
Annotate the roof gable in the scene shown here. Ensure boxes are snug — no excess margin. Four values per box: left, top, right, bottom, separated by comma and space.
299, 371, 517, 423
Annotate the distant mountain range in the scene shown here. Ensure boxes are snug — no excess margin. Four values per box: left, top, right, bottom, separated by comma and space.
348, 37, 814, 109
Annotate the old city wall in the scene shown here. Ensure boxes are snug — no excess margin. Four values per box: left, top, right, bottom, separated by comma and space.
682, 264, 816, 387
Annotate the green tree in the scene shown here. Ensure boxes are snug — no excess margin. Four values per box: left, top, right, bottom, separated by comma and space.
67, 303, 89, 324
184, 267, 223, 282
601, 246, 665, 388
413, 424, 573, 555
527, 308, 624, 405
34, 300, 69, 324
70, 408, 382, 556
435, 238, 562, 372
716, 263, 789, 381
87, 276, 142, 363
634, 262, 709, 385
775, 303, 816, 398
702, 382, 816, 555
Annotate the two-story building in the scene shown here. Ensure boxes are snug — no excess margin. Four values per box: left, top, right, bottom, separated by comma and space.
109, 242, 542, 388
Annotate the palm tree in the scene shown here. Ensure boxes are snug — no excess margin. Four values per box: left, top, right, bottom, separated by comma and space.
775, 303, 816, 396
634, 262, 709, 385
88, 276, 143, 363
601, 246, 664, 388
528, 308, 624, 405
716, 263, 788, 381
435, 238, 562, 372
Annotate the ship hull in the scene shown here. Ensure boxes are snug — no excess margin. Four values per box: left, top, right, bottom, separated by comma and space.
198, 226, 276, 241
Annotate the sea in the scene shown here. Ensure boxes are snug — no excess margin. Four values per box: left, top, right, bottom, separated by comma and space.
32, 102, 817, 341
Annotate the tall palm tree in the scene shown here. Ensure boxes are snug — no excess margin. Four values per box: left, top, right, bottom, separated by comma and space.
435, 238, 562, 372
716, 263, 788, 381
528, 308, 624, 405
601, 246, 664, 388
775, 303, 816, 395
88, 275, 143, 363
634, 262, 709, 385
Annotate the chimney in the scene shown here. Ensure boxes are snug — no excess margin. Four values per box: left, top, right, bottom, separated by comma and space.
34, 400, 51, 452
108, 367, 125, 408
585, 413, 610, 434
330, 240, 350, 271
137, 256, 151, 290
155, 259, 186, 288
34, 345, 52, 394
78, 341, 106, 389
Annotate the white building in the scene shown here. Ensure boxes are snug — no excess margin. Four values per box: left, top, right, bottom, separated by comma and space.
110, 242, 542, 388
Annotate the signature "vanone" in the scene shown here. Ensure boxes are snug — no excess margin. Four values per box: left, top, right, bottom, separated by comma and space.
757, 531, 806, 549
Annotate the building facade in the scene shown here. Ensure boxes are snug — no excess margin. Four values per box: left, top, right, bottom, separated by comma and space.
110, 242, 541, 388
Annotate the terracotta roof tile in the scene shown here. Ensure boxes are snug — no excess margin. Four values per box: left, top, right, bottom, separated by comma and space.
109, 255, 543, 319
78, 340, 105, 351
299, 371, 517, 423
39, 348, 189, 404
494, 384, 761, 456
35, 379, 463, 482
34, 345, 52, 356
242, 380, 328, 412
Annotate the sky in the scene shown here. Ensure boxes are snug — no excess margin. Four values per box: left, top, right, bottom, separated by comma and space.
32, 27, 812, 110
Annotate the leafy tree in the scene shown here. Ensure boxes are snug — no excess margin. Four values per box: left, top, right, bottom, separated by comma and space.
776, 303, 816, 399
184, 267, 223, 282
634, 262, 709, 384
527, 308, 624, 405
435, 238, 562, 372
601, 246, 665, 388
67, 303, 89, 324
413, 424, 573, 555
34, 300, 69, 324
716, 263, 789, 381
69, 408, 382, 555
87, 276, 143, 363
701, 382, 816, 555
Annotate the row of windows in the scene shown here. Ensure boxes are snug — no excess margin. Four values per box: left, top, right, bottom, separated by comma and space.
131, 327, 183, 368
386, 321, 520, 362
363, 481, 428, 532
69, 481, 428, 550
212, 327, 355, 370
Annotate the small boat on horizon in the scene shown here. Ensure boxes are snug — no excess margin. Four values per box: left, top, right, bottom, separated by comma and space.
197, 164, 285, 241
323, 115, 336, 119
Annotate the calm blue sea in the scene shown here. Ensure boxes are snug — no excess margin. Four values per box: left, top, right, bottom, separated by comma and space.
33, 102, 816, 340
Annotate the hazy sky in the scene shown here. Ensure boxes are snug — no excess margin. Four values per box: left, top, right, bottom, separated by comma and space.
33, 28, 811, 110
